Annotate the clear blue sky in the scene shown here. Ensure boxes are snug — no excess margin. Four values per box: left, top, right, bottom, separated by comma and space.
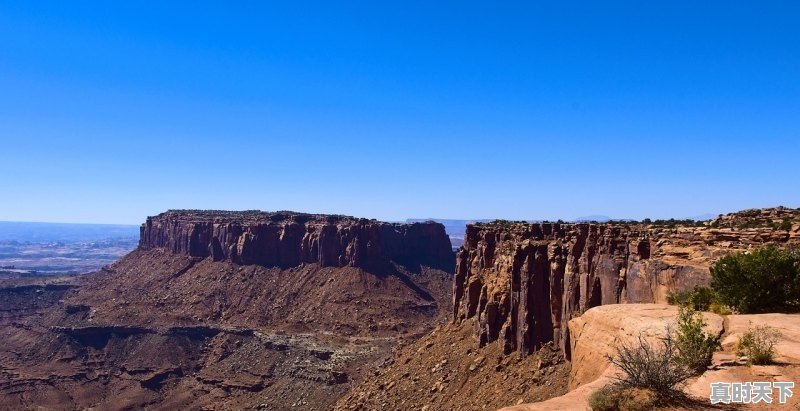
1, 1, 798, 224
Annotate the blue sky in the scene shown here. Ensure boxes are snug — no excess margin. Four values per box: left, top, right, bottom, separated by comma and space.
1, 1, 798, 224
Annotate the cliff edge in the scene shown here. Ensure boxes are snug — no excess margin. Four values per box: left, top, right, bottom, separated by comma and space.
140, 209, 454, 271
453, 207, 800, 357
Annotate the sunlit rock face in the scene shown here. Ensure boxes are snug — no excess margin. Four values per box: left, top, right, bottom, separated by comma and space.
452, 207, 800, 357
140, 209, 454, 270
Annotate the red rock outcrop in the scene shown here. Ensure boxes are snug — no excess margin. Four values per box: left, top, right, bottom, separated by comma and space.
139, 210, 454, 270
452, 207, 800, 358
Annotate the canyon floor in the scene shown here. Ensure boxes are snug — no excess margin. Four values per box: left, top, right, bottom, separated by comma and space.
0, 248, 455, 410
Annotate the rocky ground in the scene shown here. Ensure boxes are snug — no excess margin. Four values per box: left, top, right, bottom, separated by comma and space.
334, 322, 569, 411
66, 248, 452, 336
0, 252, 453, 410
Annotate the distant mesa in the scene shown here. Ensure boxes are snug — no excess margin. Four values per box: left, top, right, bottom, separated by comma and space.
142, 210, 455, 271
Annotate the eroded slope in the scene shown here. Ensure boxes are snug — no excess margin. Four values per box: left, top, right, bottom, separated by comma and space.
0, 210, 455, 410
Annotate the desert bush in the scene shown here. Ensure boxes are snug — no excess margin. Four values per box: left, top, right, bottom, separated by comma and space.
650, 218, 698, 228
667, 287, 733, 314
674, 306, 720, 373
589, 385, 656, 411
599, 309, 719, 409
710, 246, 800, 313
736, 325, 781, 365
589, 385, 619, 411
666, 290, 687, 306
740, 209, 762, 218
667, 287, 716, 311
607, 328, 693, 393
778, 218, 793, 231
708, 302, 732, 315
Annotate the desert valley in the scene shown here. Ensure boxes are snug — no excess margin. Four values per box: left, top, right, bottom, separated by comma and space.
1, 207, 799, 410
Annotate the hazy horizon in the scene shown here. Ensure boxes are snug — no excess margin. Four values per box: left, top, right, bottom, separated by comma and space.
1, 206, 791, 226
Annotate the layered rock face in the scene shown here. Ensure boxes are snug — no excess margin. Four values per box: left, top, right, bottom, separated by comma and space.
453, 207, 800, 357
140, 210, 454, 270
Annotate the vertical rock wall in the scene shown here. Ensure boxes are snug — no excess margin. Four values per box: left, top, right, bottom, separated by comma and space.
453, 210, 800, 357
139, 210, 454, 271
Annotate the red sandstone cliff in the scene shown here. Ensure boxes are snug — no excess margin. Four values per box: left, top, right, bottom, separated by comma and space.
452, 207, 800, 357
139, 210, 454, 270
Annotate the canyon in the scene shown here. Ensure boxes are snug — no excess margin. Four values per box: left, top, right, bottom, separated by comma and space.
0, 207, 798, 410
0, 210, 454, 410
339, 207, 800, 410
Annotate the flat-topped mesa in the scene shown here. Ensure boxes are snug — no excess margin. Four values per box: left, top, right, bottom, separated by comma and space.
139, 210, 454, 270
453, 208, 800, 358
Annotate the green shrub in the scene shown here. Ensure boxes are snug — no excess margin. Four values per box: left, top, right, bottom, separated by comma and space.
589, 385, 656, 411
710, 246, 800, 313
708, 303, 732, 315
607, 329, 693, 393
589, 385, 619, 411
666, 286, 717, 311
600, 309, 719, 409
666, 290, 690, 307
736, 325, 781, 365
740, 209, 762, 218
674, 306, 720, 373
650, 218, 698, 228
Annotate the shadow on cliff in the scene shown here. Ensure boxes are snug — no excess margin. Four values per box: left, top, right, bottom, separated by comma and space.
391, 252, 456, 276
359, 258, 452, 303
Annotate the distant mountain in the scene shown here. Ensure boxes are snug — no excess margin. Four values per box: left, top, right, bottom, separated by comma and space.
573, 215, 613, 223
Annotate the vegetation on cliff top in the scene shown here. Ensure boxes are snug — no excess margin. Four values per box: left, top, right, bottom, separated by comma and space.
473, 207, 798, 231
592, 307, 720, 410
667, 245, 800, 314
711, 246, 800, 313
